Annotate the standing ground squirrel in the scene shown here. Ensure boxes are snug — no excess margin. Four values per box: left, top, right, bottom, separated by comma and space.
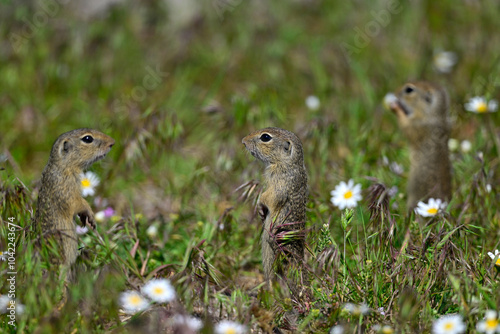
35, 128, 114, 270
242, 127, 308, 280
389, 81, 452, 209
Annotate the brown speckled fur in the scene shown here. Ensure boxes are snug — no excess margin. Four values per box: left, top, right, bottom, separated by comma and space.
242, 127, 308, 280
391, 81, 452, 210
35, 128, 114, 269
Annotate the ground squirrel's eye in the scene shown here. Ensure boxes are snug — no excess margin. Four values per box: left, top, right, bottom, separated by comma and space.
81, 135, 94, 143
260, 133, 272, 142
404, 86, 414, 94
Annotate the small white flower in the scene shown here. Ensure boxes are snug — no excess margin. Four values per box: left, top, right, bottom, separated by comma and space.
76, 226, 89, 235
390, 161, 404, 175
95, 211, 106, 222
381, 325, 394, 334
374, 324, 394, 334
330, 325, 344, 334
80, 171, 100, 197
119, 290, 149, 314
146, 225, 158, 238
0, 297, 24, 315
488, 250, 500, 267
415, 198, 446, 217
486, 184, 492, 193
0, 295, 10, 313
448, 138, 459, 152
16, 302, 25, 315
172, 314, 203, 331
0, 251, 7, 261
142, 279, 176, 303
477, 310, 500, 334
465, 97, 498, 113
383, 93, 398, 110
305, 95, 320, 111
378, 307, 386, 316
433, 51, 457, 73
460, 140, 472, 153
432, 314, 466, 334
215, 320, 246, 334
342, 303, 370, 316
330, 179, 362, 210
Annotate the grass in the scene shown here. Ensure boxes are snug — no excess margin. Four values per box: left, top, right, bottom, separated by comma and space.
1, 0, 500, 332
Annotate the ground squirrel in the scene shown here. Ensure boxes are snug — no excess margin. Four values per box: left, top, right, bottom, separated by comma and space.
35, 128, 114, 271
242, 127, 308, 280
388, 81, 452, 209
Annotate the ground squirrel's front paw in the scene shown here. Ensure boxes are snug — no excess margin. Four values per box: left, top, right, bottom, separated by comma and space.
78, 211, 96, 229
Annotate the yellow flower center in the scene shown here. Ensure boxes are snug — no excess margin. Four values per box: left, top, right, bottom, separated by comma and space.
129, 295, 141, 306
427, 208, 438, 215
344, 190, 353, 199
81, 179, 91, 188
225, 329, 236, 334
444, 322, 454, 330
153, 287, 164, 295
477, 101, 488, 113
496, 258, 500, 266
382, 328, 394, 334
486, 318, 499, 329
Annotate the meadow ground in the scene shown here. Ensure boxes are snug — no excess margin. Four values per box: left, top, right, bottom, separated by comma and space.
1, 0, 500, 333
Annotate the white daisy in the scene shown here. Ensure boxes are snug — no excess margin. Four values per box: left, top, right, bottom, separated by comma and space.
432, 314, 466, 334
0, 295, 10, 313
80, 171, 100, 197
373, 324, 395, 334
146, 225, 158, 238
330, 179, 362, 210
119, 290, 149, 314
415, 198, 446, 217
142, 279, 176, 303
488, 250, 500, 267
342, 303, 370, 316
305, 95, 320, 111
477, 310, 500, 334
433, 51, 457, 73
172, 314, 203, 332
448, 138, 459, 152
95, 211, 106, 222
215, 320, 246, 334
383, 93, 398, 110
330, 325, 344, 334
460, 140, 472, 153
464, 97, 498, 113
16, 302, 25, 315
0, 251, 7, 261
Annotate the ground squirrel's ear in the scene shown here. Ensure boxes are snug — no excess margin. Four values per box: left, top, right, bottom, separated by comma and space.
61, 140, 72, 155
424, 92, 432, 104
284, 140, 291, 154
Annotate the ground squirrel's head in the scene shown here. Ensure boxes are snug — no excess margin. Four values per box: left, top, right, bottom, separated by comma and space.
49, 128, 115, 171
389, 81, 449, 130
242, 127, 304, 167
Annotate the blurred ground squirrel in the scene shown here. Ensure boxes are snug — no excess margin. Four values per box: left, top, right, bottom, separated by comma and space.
388, 81, 452, 209
242, 127, 308, 280
35, 128, 114, 272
